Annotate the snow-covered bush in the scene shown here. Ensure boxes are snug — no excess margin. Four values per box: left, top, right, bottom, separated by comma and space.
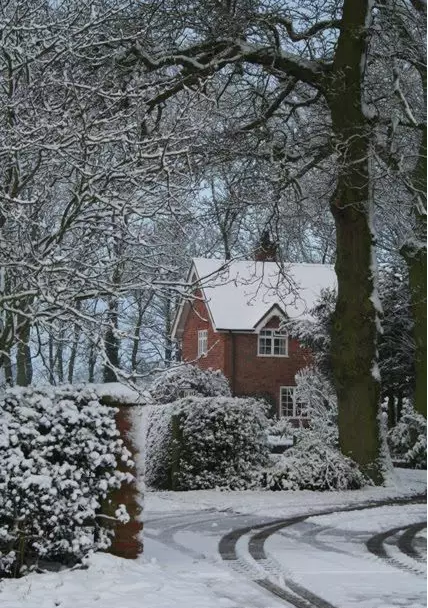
145, 402, 178, 490
261, 368, 367, 491
0, 385, 133, 577
268, 416, 296, 439
261, 441, 367, 491
146, 396, 270, 490
387, 401, 427, 469
149, 364, 231, 404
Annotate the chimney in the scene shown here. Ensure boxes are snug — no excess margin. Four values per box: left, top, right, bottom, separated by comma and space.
254, 230, 278, 262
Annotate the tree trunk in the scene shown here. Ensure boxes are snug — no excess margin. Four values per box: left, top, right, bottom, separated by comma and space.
164, 296, 173, 367
16, 317, 32, 387
327, 0, 384, 483
68, 322, 81, 384
4, 347, 13, 386
130, 291, 153, 376
88, 342, 97, 383
103, 299, 120, 383
401, 129, 427, 418
56, 323, 65, 384
48, 333, 55, 385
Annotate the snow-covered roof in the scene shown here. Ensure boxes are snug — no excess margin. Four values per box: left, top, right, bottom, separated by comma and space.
172, 258, 337, 337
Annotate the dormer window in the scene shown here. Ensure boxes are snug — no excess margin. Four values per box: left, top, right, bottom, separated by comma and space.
198, 329, 208, 356
257, 329, 288, 357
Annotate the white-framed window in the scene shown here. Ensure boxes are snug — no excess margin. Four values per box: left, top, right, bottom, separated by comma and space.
279, 386, 307, 418
180, 388, 197, 398
257, 329, 288, 357
197, 329, 208, 356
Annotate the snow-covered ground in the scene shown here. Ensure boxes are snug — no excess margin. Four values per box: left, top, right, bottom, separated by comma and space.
146, 468, 427, 518
0, 469, 426, 608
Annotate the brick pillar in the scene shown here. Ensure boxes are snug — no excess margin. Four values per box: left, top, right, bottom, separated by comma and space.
102, 403, 144, 559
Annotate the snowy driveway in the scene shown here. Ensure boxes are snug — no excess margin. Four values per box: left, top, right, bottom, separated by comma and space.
0, 471, 425, 608
145, 488, 427, 608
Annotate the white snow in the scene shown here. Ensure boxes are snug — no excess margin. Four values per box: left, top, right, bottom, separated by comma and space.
184, 258, 337, 332
146, 468, 426, 518
0, 469, 425, 608
0, 553, 263, 608
87, 382, 149, 404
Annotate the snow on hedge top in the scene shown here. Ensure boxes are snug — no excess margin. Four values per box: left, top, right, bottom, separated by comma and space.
86, 383, 150, 405
176, 258, 336, 332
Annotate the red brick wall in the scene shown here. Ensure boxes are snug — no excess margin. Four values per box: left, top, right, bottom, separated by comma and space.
233, 334, 311, 411
181, 290, 227, 371
182, 307, 311, 414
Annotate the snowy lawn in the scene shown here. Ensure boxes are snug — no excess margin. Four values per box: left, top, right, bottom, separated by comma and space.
0, 553, 261, 608
146, 468, 427, 518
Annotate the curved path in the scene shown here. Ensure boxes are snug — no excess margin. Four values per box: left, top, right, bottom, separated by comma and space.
217, 494, 426, 607
145, 493, 427, 608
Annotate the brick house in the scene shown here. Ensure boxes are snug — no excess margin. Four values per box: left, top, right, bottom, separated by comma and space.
171, 257, 336, 418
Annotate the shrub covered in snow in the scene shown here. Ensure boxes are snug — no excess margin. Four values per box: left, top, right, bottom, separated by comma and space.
146, 396, 270, 490
262, 368, 368, 491
0, 385, 132, 577
145, 402, 178, 490
149, 364, 231, 404
261, 442, 367, 491
387, 401, 427, 469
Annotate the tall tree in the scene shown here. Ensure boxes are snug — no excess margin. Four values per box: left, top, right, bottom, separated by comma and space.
118, 0, 386, 481
373, 0, 426, 417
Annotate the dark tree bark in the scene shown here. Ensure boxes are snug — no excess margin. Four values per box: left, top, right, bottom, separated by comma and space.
401, 128, 427, 418
164, 295, 173, 368
327, 0, 384, 481
68, 310, 82, 384
103, 299, 120, 383
16, 316, 32, 387
56, 323, 65, 384
88, 343, 97, 383
3, 347, 13, 386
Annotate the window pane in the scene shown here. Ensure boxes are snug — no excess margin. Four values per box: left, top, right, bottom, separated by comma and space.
273, 337, 287, 355
259, 337, 271, 355
280, 387, 295, 417
198, 330, 208, 356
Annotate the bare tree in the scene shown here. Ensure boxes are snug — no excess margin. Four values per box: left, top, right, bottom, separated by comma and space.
0, 0, 202, 386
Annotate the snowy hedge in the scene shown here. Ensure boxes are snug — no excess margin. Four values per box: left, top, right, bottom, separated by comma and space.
146, 396, 270, 490
262, 368, 368, 491
0, 386, 132, 577
149, 364, 231, 404
387, 401, 427, 469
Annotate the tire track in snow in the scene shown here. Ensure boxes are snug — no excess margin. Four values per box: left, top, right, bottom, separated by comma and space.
218, 494, 426, 607
366, 520, 427, 576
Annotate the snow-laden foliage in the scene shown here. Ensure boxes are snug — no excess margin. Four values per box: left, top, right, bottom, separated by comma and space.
262, 368, 368, 491
262, 444, 368, 491
286, 289, 335, 381
378, 267, 415, 404
0, 386, 132, 577
149, 365, 231, 404
145, 402, 178, 490
294, 367, 338, 445
288, 272, 415, 408
387, 400, 427, 469
146, 396, 269, 490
